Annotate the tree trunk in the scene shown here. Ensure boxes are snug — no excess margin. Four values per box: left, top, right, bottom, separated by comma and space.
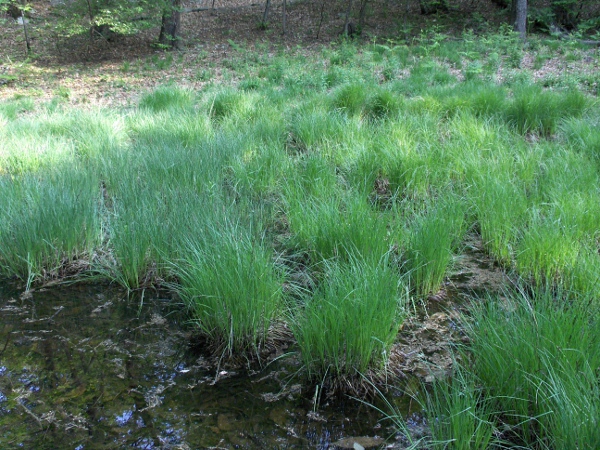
316, 0, 326, 39
358, 0, 368, 30
20, 7, 30, 54
159, 0, 182, 49
85, 0, 95, 42
13, 1, 31, 55
262, 0, 271, 24
343, 0, 353, 36
513, 0, 527, 40
282, 0, 286, 35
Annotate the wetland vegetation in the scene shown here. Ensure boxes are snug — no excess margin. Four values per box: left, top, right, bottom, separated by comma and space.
2, 1, 600, 447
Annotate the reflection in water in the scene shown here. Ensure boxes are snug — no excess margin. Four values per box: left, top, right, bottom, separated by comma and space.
0, 283, 400, 449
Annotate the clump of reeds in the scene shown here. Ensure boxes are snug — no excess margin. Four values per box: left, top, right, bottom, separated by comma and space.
210, 88, 259, 121
292, 256, 407, 387
466, 286, 600, 447
505, 85, 587, 136
0, 167, 101, 287
423, 367, 498, 449
472, 174, 527, 266
284, 186, 390, 264
139, 85, 195, 112
404, 193, 467, 296
173, 229, 284, 359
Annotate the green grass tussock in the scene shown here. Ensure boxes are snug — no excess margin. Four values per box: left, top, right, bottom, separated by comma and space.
293, 257, 406, 381
173, 229, 284, 358
330, 83, 368, 116
473, 174, 528, 265
0, 168, 101, 286
284, 185, 390, 263
505, 85, 587, 136
0, 97, 35, 121
139, 85, 195, 112
466, 287, 600, 446
2, 31, 600, 411
424, 367, 498, 450
210, 88, 260, 121
404, 193, 467, 296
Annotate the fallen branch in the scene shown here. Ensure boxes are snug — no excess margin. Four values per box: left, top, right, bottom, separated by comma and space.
549, 25, 600, 47
182, 7, 212, 13
577, 39, 600, 46
18, 402, 44, 430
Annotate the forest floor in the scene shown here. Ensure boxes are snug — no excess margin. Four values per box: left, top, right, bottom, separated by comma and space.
0, 0, 518, 106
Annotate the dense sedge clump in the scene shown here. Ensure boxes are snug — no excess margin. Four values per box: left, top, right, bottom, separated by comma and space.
405, 193, 467, 296
466, 287, 600, 447
424, 367, 498, 450
293, 257, 406, 382
284, 188, 390, 263
174, 231, 284, 358
0, 168, 101, 286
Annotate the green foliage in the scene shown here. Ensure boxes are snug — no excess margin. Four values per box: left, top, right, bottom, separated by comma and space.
293, 257, 406, 380
330, 83, 368, 116
364, 89, 402, 120
0, 97, 35, 121
51, 0, 167, 39
515, 211, 580, 288
174, 229, 284, 357
467, 286, 600, 446
284, 184, 390, 263
473, 174, 528, 265
0, 168, 101, 285
425, 368, 498, 449
210, 88, 258, 120
505, 85, 587, 136
139, 85, 195, 111
2, 33, 600, 386
561, 116, 600, 164
530, 0, 600, 32
464, 83, 508, 118
405, 193, 467, 296
287, 104, 347, 153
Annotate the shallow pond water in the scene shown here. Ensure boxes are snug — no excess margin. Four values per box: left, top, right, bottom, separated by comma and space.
0, 283, 406, 449
0, 239, 507, 449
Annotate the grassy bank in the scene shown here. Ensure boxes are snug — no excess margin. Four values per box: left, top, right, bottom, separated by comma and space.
1, 29, 600, 441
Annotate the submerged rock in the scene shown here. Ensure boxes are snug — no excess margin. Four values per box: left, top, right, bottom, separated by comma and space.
332, 436, 385, 449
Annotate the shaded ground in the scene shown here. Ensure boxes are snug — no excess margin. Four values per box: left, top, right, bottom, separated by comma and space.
2, 1, 599, 109
0, 0, 514, 106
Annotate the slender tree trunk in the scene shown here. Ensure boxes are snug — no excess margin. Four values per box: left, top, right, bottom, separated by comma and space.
159, 0, 182, 49
262, 0, 271, 24
344, 0, 353, 36
358, 0, 368, 30
316, 0, 326, 39
20, 4, 31, 55
85, 0, 95, 42
282, 0, 286, 35
513, 0, 527, 40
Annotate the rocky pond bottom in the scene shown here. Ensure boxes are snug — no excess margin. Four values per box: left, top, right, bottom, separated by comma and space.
0, 242, 507, 449
0, 283, 412, 449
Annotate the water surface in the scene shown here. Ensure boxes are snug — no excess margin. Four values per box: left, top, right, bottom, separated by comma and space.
0, 283, 394, 449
